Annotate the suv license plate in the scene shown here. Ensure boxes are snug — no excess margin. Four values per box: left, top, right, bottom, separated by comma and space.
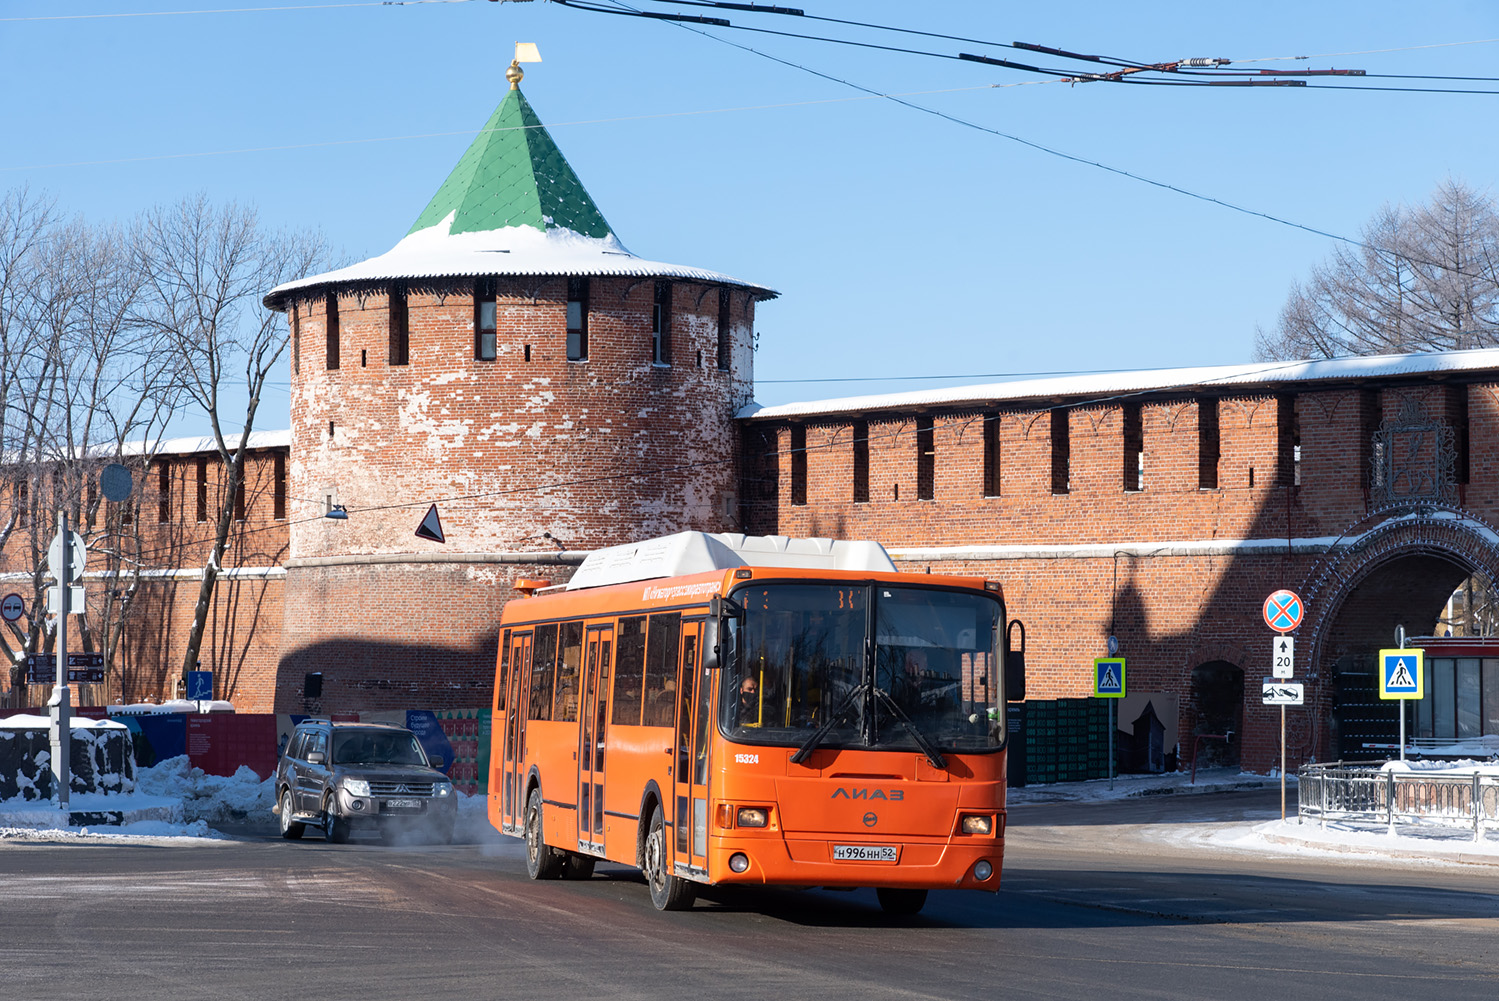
384, 798, 421, 810
833, 844, 898, 862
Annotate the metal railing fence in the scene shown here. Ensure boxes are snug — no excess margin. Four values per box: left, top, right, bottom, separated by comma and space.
1298, 762, 1499, 841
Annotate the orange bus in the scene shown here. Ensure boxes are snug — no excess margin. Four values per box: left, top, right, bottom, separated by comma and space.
488, 532, 1023, 913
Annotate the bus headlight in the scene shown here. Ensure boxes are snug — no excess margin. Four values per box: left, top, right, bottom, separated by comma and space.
973, 860, 994, 881
729, 853, 750, 873
960, 814, 993, 835
736, 807, 769, 828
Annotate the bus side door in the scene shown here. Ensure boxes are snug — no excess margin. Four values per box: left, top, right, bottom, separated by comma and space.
672, 618, 711, 876
577, 625, 613, 853
500, 630, 533, 834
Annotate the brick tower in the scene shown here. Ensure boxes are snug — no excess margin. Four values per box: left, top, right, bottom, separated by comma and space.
263, 58, 776, 712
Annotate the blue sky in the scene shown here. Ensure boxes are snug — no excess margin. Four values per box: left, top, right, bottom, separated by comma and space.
4, 1, 1498, 431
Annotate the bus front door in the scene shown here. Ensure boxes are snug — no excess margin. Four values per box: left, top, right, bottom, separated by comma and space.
577, 625, 613, 853
672, 619, 710, 876
500, 631, 533, 834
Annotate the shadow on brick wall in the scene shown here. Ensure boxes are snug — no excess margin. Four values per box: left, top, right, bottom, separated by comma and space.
273, 631, 500, 715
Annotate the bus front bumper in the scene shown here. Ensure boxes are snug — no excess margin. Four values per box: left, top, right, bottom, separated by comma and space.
708, 836, 1004, 891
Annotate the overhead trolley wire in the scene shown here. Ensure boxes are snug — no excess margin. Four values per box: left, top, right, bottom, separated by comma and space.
575, 0, 1496, 273
553, 1, 1499, 92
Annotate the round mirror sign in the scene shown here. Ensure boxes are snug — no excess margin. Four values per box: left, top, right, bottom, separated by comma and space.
100, 463, 133, 503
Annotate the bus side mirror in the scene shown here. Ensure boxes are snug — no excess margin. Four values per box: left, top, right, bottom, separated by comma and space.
704, 595, 742, 670
703, 616, 721, 670
1005, 619, 1026, 702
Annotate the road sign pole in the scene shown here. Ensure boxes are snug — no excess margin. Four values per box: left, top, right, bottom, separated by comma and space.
1280, 703, 1286, 821
49, 511, 71, 814
1395, 625, 1406, 764
1108, 699, 1115, 791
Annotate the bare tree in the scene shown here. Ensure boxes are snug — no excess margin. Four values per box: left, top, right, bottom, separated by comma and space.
132, 193, 328, 687
0, 188, 182, 704
1257, 179, 1499, 360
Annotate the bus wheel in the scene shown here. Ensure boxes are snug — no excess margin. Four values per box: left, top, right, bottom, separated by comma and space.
561, 853, 596, 880
524, 788, 565, 879
643, 804, 696, 911
876, 888, 927, 916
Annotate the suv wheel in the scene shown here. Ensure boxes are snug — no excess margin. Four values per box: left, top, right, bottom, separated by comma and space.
524, 787, 565, 879
279, 789, 304, 840
323, 800, 351, 844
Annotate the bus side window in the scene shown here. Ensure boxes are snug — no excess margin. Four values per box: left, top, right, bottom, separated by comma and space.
496, 629, 511, 712
643, 612, 682, 727
612, 616, 647, 726
530, 624, 558, 721
554, 621, 583, 722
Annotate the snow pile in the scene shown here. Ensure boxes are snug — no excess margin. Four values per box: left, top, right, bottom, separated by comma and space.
107, 700, 235, 715
1381, 756, 1499, 774
0, 714, 128, 730
134, 755, 273, 826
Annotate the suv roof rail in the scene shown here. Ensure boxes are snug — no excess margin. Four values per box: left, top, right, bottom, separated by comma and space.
299, 717, 331, 725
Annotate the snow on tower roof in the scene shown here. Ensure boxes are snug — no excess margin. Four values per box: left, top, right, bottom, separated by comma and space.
737, 347, 1499, 421
266, 85, 774, 309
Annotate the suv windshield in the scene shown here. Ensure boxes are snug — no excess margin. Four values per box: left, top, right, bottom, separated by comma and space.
719, 582, 1005, 753
332, 730, 429, 766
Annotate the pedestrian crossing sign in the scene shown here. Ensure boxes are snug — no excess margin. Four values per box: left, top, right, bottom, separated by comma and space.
1377, 648, 1424, 700
1093, 657, 1126, 698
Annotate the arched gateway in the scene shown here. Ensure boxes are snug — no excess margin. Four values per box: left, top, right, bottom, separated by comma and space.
1299, 507, 1499, 761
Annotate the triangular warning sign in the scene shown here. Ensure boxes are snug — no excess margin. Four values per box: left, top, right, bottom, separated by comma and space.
1100, 667, 1118, 690
1389, 660, 1415, 688
415, 504, 445, 544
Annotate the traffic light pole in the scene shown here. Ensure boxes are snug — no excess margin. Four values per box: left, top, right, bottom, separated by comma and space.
49, 510, 72, 814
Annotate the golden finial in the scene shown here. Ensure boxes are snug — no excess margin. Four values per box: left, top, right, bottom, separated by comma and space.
509, 42, 542, 90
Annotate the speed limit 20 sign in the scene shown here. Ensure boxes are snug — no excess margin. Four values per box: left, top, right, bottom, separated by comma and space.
1272, 635, 1295, 680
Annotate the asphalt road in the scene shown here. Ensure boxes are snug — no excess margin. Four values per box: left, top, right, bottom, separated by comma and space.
3, 789, 1497, 1001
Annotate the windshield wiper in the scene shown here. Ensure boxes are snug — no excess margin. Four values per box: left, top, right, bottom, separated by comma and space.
790, 685, 864, 765
872, 688, 947, 769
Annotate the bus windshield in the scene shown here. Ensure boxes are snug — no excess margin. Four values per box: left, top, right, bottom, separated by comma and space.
719, 582, 1005, 753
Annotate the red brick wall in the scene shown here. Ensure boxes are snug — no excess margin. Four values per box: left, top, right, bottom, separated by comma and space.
273, 277, 760, 714
2, 447, 290, 711
746, 381, 1499, 773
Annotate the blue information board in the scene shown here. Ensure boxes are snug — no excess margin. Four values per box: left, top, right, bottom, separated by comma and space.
186, 670, 214, 701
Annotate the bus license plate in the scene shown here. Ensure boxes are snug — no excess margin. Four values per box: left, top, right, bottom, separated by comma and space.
384, 798, 421, 811
833, 844, 898, 862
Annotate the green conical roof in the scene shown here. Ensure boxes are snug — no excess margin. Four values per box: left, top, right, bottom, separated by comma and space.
407, 87, 614, 240
264, 83, 779, 311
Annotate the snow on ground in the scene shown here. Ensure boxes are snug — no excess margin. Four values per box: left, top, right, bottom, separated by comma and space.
1018, 765, 1499, 865
0, 755, 501, 845
3, 758, 1496, 864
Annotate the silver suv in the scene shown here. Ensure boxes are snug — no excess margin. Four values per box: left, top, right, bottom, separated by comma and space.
274, 719, 456, 844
